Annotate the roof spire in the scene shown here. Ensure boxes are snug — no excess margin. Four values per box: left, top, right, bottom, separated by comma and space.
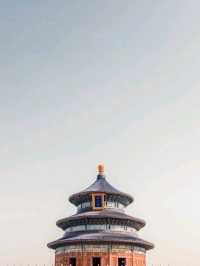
97, 163, 105, 179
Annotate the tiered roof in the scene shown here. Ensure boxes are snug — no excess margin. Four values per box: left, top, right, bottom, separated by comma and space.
47, 164, 154, 251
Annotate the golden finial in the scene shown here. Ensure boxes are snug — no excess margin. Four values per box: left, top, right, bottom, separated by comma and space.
98, 163, 105, 175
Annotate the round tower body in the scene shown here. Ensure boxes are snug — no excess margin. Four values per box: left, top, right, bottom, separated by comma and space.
55, 243, 146, 266
48, 165, 154, 266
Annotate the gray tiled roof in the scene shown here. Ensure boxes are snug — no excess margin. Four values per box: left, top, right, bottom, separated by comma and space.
56, 209, 146, 231
69, 175, 134, 206
47, 230, 154, 250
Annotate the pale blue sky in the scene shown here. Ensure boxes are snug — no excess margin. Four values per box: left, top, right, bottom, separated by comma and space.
1, 1, 200, 266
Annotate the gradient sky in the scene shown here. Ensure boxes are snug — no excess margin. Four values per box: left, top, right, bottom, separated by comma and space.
1, 1, 200, 266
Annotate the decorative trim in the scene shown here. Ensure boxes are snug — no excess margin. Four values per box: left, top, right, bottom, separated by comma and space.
92, 193, 106, 210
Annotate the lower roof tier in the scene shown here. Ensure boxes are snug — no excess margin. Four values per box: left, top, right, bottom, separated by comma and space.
56, 209, 146, 231
47, 230, 154, 250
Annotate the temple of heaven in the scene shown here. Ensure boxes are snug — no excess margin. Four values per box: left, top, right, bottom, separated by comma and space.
47, 164, 154, 266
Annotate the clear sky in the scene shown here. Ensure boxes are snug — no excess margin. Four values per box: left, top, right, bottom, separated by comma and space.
0, 1, 200, 266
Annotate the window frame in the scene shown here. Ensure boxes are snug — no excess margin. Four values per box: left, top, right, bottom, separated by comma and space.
92, 193, 106, 210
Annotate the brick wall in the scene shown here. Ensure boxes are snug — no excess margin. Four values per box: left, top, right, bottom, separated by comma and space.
55, 250, 146, 266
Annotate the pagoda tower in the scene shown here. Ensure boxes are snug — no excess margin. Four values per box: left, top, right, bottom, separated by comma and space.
47, 164, 154, 266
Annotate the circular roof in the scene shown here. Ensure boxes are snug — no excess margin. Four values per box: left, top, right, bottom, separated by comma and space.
47, 230, 154, 250
69, 174, 134, 206
56, 209, 145, 231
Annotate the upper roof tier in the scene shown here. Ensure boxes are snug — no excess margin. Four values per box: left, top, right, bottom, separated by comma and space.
69, 164, 134, 207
